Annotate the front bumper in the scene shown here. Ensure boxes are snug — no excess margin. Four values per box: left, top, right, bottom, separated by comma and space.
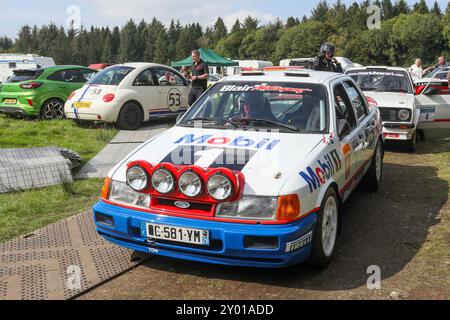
382, 125, 416, 141
93, 201, 317, 268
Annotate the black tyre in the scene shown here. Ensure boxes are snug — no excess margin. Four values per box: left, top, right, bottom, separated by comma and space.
362, 139, 384, 192
404, 130, 417, 153
115, 102, 143, 131
40, 98, 65, 120
309, 187, 339, 268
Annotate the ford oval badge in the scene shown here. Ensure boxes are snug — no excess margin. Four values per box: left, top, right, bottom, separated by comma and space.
175, 201, 190, 209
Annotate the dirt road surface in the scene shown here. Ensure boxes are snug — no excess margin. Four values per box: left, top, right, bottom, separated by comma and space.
80, 130, 450, 300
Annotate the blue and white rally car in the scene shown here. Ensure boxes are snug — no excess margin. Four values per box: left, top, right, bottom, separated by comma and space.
94, 70, 384, 268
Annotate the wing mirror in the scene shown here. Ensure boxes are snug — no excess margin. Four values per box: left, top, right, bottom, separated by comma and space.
337, 119, 351, 137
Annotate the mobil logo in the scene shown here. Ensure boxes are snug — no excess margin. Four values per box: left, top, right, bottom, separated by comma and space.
299, 150, 342, 193
174, 134, 281, 151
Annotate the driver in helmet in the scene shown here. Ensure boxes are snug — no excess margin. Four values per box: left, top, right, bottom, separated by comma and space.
313, 43, 343, 73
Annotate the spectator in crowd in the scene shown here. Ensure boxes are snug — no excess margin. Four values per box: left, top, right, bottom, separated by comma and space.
408, 58, 424, 81
313, 43, 343, 73
424, 56, 449, 74
180, 66, 191, 79
188, 50, 209, 106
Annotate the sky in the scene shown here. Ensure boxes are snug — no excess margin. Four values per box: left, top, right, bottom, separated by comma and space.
0, 0, 448, 38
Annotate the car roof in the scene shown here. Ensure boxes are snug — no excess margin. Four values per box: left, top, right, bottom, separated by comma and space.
347, 66, 407, 72
120, 62, 172, 69
43, 65, 94, 71
223, 70, 345, 85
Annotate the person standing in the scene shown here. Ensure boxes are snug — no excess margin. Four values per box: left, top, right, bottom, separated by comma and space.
409, 58, 424, 81
188, 50, 209, 106
424, 56, 449, 75
313, 43, 343, 73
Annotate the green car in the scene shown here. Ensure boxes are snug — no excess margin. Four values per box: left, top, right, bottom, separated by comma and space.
0, 65, 97, 119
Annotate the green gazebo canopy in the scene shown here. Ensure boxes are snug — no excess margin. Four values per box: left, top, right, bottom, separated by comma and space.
171, 48, 238, 68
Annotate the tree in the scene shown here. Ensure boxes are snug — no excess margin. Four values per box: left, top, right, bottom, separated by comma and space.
231, 19, 241, 33
274, 21, 335, 63
154, 29, 170, 64
413, 0, 429, 14
311, 0, 330, 22
394, 0, 410, 15
286, 17, 299, 28
101, 33, 113, 63
382, 0, 395, 19
430, 1, 442, 16
242, 16, 259, 31
213, 17, 228, 44
119, 19, 139, 63
15, 25, 32, 53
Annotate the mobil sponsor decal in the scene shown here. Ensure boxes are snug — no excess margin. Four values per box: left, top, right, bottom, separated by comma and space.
299, 150, 342, 193
174, 134, 280, 151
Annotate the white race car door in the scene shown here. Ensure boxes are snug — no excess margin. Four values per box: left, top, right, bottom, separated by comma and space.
153, 67, 189, 117
131, 68, 159, 119
332, 82, 360, 200
416, 80, 450, 129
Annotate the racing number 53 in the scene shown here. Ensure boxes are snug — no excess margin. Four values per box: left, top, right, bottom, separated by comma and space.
168, 89, 182, 109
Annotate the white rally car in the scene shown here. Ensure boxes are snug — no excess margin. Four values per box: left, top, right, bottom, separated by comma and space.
93, 70, 383, 268
64, 63, 190, 130
347, 67, 450, 151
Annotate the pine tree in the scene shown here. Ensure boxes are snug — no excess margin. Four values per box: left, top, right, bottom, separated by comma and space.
242, 16, 259, 31
119, 19, 139, 63
430, 1, 442, 16
154, 29, 170, 64
15, 25, 32, 53
413, 0, 429, 14
394, 0, 410, 15
382, 0, 395, 19
231, 19, 241, 33
101, 33, 113, 63
286, 17, 298, 28
213, 17, 228, 44
311, 0, 329, 22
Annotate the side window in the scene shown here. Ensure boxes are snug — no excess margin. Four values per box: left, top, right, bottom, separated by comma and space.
66, 69, 92, 83
47, 70, 65, 82
343, 81, 368, 120
154, 68, 185, 86
80, 69, 97, 82
133, 69, 155, 86
334, 84, 357, 135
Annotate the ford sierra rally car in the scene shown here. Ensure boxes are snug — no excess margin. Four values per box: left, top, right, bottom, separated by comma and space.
347, 66, 450, 152
64, 63, 190, 130
93, 70, 384, 268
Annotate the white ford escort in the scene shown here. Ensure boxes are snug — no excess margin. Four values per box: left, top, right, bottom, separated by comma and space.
64, 63, 190, 130
347, 66, 450, 152
93, 70, 384, 268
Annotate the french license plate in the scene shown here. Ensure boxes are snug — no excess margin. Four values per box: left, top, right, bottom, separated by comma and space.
142, 223, 210, 246
4, 99, 17, 105
73, 101, 92, 109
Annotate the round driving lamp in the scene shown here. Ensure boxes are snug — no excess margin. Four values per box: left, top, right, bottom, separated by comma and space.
398, 109, 410, 121
207, 174, 233, 201
151, 168, 175, 194
126, 166, 148, 191
179, 171, 203, 198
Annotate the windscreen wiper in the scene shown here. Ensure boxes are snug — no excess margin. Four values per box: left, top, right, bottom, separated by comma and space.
182, 117, 240, 128
246, 119, 300, 132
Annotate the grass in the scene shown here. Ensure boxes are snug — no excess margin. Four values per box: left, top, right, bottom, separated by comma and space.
0, 116, 117, 167
0, 179, 104, 242
0, 116, 118, 242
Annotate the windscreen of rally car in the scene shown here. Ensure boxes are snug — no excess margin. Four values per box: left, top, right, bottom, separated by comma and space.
348, 70, 414, 94
88, 66, 135, 86
179, 81, 329, 134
